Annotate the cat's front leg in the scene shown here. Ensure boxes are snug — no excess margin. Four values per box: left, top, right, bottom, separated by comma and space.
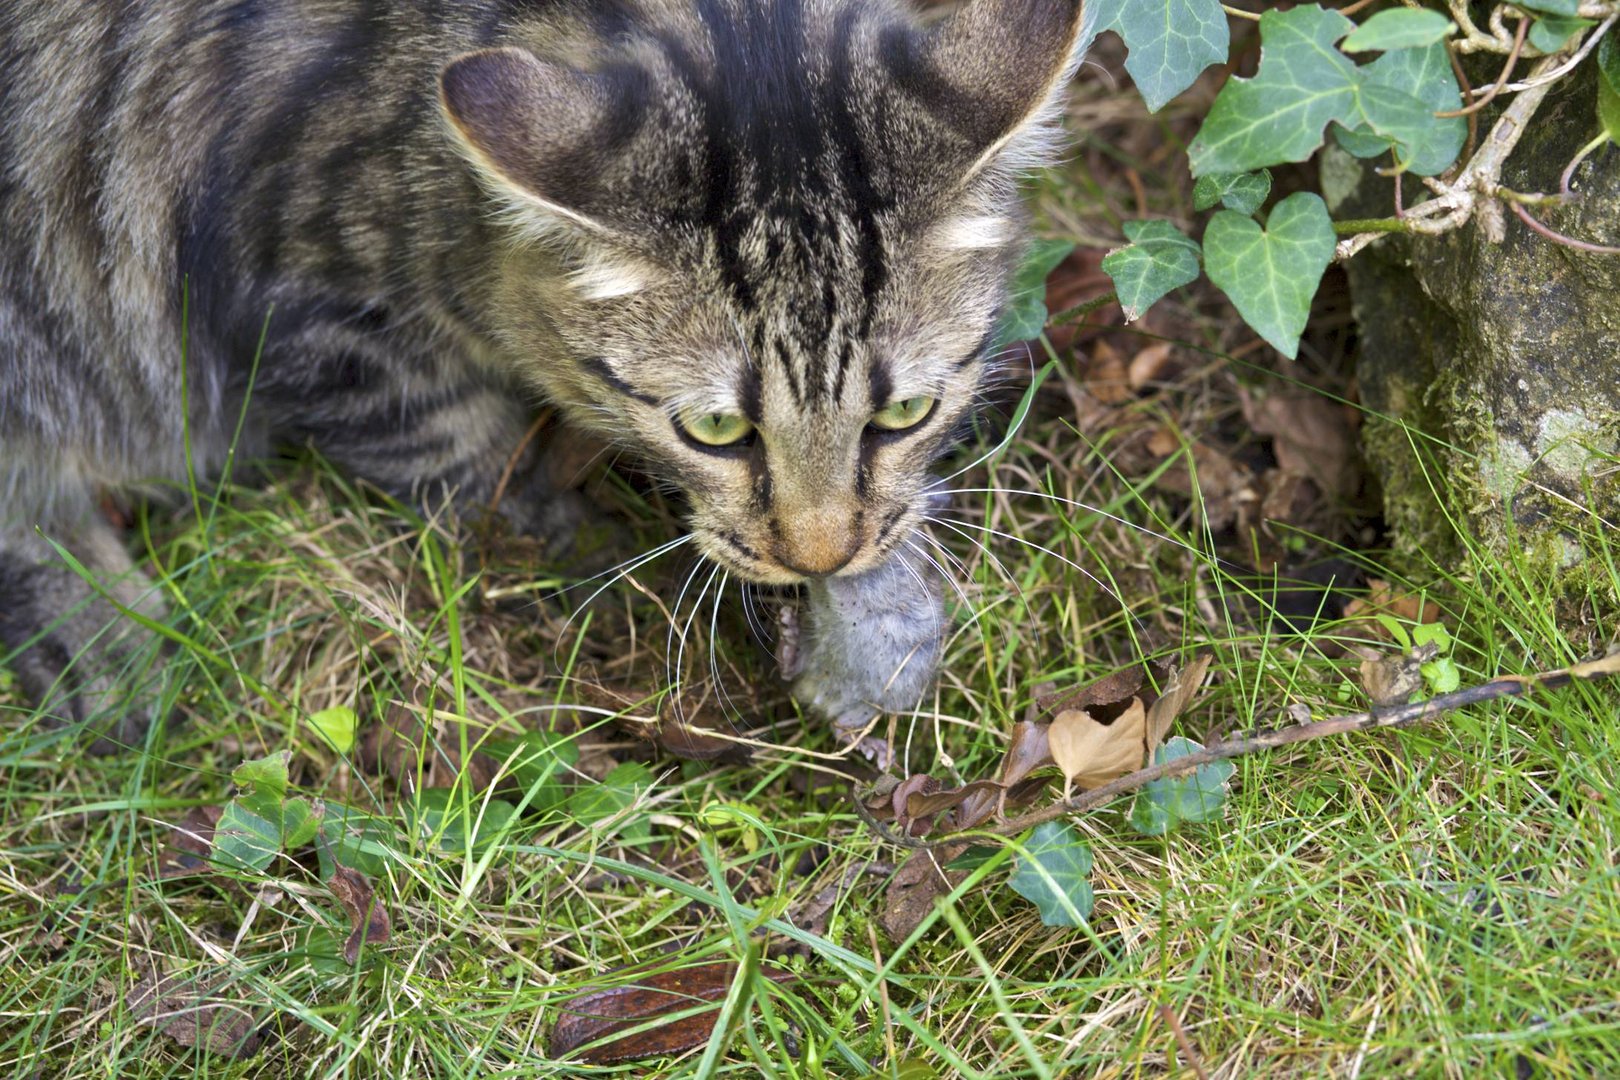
787, 546, 947, 757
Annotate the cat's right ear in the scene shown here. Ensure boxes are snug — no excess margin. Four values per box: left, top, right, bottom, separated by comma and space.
439, 47, 642, 238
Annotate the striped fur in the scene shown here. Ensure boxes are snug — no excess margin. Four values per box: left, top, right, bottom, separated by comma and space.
0, 0, 1088, 746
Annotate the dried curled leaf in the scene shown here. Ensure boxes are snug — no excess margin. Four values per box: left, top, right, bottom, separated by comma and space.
1357, 643, 1439, 706
551, 962, 797, 1064
1036, 666, 1144, 719
1146, 654, 1214, 757
327, 864, 390, 965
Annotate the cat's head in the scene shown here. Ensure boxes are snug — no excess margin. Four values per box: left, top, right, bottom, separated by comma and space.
441, 0, 1085, 584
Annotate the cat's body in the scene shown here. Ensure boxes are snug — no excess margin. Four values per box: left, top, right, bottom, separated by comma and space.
0, 0, 1086, 748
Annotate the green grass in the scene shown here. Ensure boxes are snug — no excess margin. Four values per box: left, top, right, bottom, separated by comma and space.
3, 370, 1617, 1077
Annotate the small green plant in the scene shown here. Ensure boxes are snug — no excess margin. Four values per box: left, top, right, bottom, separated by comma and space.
1089, 1, 1620, 357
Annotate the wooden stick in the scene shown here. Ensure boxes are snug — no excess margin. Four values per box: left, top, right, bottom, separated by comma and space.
858, 650, 1620, 851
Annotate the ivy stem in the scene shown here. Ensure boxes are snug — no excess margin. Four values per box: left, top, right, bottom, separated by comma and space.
1048, 290, 1120, 327
1331, 217, 1416, 236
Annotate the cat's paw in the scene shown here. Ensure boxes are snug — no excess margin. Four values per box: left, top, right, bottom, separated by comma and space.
0, 557, 167, 754
789, 548, 946, 741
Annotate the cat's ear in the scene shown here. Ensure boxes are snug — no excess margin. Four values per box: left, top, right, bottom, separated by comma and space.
439, 47, 642, 237
904, 0, 1088, 183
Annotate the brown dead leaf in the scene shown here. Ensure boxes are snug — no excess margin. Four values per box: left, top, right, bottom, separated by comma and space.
1127, 342, 1177, 389
1357, 644, 1438, 707
1083, 340, 1133, 404
1246, 390, 1362, 503
1037, 666, 1144, 720
1145, 654, 1215, 757
999, 721, 1052, 787
880, 843, 971, 941
551, 962, 797, 1063
157, 805, 224, 878
1344, 579, 1440, 628
1131, 425, 1255, 532
129, 971, 264, 1058
327, 863, 390, 965
1049, 699, 1147, 798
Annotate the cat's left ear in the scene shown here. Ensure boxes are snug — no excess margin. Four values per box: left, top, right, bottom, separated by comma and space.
439, 46, 644, 237
904, 0, 1089, 183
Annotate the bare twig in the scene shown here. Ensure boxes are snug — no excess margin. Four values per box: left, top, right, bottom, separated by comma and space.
1436, 15, 1528, 117
857, 650, 1620, 851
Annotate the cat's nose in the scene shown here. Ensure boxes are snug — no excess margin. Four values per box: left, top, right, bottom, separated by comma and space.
772, 508, 861, 578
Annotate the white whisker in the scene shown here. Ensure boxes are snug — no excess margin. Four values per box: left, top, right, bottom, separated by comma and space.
943, 486, 1217, 564
551, 534, 695, 659
925, 514, 1144, 630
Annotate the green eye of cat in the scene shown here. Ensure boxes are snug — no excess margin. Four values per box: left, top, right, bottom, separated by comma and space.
869, 396, 936, 432
681, 412, 754, 447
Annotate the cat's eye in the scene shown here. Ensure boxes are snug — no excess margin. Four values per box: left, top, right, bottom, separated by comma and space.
869, 396, 936, 432
681, 412, 754, 447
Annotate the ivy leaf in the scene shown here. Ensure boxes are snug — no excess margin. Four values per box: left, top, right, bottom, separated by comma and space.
996, 238, 1075, 346
411, 789, 518, 853
1515, 0, 1580, 14
1600, 34, 1620, 142
1193, 170, 1272, 214
213, 752, 324, 872
1203, 192, 1336, 359
231, 751, 290, 799
318, 805, 400, 878
1128, 737, 1235, 836
1334, 43, 1466, 176
212, 798, 284, 872
1007, 822, 1095, 927
565, 761, 656, 842
280, 797, 323, 850
484, 730, 580, 814
1100, 220, 1202, 321
307, 706, 358, 754
1421, 656, 1462, 695
1341, 9, 1455, 52
1528, 14, 1593, 53
1188, 5, 1361, 176
1085, 0, 1230, 112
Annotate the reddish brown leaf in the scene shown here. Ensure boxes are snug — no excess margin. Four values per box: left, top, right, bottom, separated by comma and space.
157, 805, 224, 878
550, 962, 797, 1063
1037, 666, 1145, 719
1083, 340, 1134, 405
1245, 390, 1362, 503
129, 971, 264, 1058
1127, 342, 1177, 390
890, 774, 941, 836
327, 864, 390, 965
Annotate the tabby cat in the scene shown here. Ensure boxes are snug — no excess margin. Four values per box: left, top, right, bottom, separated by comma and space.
0, 0, 1088, 749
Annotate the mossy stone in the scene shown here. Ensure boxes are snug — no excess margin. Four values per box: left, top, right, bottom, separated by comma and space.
1330, 68, 1619, 590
